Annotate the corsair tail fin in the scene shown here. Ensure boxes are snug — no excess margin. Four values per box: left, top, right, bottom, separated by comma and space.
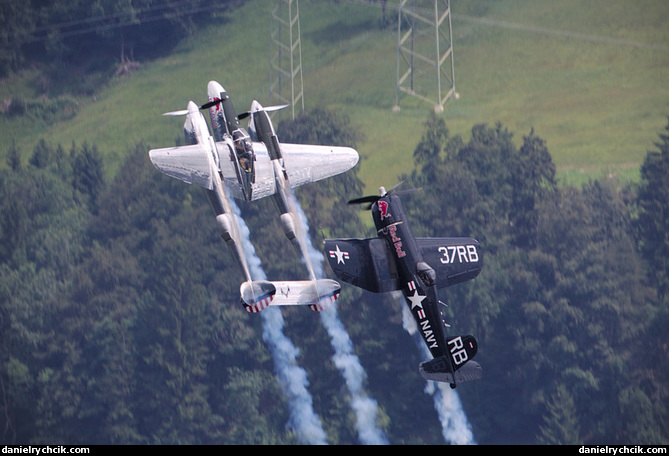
419, 335, 482, 388
419, 358, 482, 387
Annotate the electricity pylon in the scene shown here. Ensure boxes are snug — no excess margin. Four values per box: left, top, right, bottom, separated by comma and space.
269, 0, 304, 120
394, 0, 457, 113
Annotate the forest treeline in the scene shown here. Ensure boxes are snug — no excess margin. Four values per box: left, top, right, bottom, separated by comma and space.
0, 110, 667, 444
401, 115, 668, 444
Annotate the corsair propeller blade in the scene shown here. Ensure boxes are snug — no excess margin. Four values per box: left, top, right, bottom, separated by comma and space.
394, 187, 422, 197
348, 182, 421, 210
348, 195, 382, 206
385, 181, 405, 195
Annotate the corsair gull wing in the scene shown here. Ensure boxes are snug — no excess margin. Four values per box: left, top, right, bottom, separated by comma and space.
323, 238, 402, 293
416, 237, 483, 288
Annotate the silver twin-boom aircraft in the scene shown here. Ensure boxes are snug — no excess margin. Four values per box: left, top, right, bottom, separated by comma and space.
149, 81, 359, 313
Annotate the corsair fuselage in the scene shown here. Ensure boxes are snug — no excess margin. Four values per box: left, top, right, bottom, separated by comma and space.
371, 194, 450, 359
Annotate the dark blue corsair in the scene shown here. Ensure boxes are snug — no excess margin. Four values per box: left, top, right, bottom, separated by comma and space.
324, 184, 483, 388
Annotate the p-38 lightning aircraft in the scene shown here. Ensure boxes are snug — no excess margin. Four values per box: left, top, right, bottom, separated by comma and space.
203, 81, 358, 311
323, 184, 483, 388
148, 81, 358, 313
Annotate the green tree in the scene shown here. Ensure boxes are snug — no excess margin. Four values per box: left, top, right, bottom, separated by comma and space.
412, 112, 449, 168
511, 129, 557, 248
0, 0, 34, 74
6, 139, 21, 171
635, 118, 669, 299
618, 386, 665, 443
532, 181, 654, 443
538, 383, 581, 444
90, 143, 220, 443
28, 139, 52, 169
277, 107, 366, 238
71, 142, 105, 212
277, 107, 363, 149
0, 148, 92, 443
67, 244, 143, 443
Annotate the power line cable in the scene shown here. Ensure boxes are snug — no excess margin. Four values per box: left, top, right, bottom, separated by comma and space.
23, 1, 229, 44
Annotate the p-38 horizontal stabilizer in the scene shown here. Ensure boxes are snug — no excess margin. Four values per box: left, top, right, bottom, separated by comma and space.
240, 279, 340, 313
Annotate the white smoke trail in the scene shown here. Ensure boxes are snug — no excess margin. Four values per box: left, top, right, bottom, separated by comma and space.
231, 200, 328, 445
261, 308, 329, 445
319, 305, 389, 445
398, 293, 476, 445
293, 197, 389, 445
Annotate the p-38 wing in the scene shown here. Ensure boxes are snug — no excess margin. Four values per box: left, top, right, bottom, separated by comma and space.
149, 140, 359, 201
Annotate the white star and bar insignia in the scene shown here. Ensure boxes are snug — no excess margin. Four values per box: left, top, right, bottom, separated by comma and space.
329, 245, 350, 264
406, 281, 426, 312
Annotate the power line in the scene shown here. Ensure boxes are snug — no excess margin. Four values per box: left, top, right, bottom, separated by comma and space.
23, 1, 229, 44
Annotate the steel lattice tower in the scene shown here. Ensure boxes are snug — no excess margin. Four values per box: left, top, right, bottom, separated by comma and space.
394, 0, 457, 113
269, 0, 304, 120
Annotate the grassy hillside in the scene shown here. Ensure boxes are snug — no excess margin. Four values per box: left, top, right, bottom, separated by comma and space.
1, 0, 668, 190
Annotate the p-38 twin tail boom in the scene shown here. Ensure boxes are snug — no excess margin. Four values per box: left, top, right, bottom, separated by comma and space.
148, 81, 358, 313
324, 185, 483, 387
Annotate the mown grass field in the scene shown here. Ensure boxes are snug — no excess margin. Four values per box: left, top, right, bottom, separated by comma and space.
1, 0, 668, 190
